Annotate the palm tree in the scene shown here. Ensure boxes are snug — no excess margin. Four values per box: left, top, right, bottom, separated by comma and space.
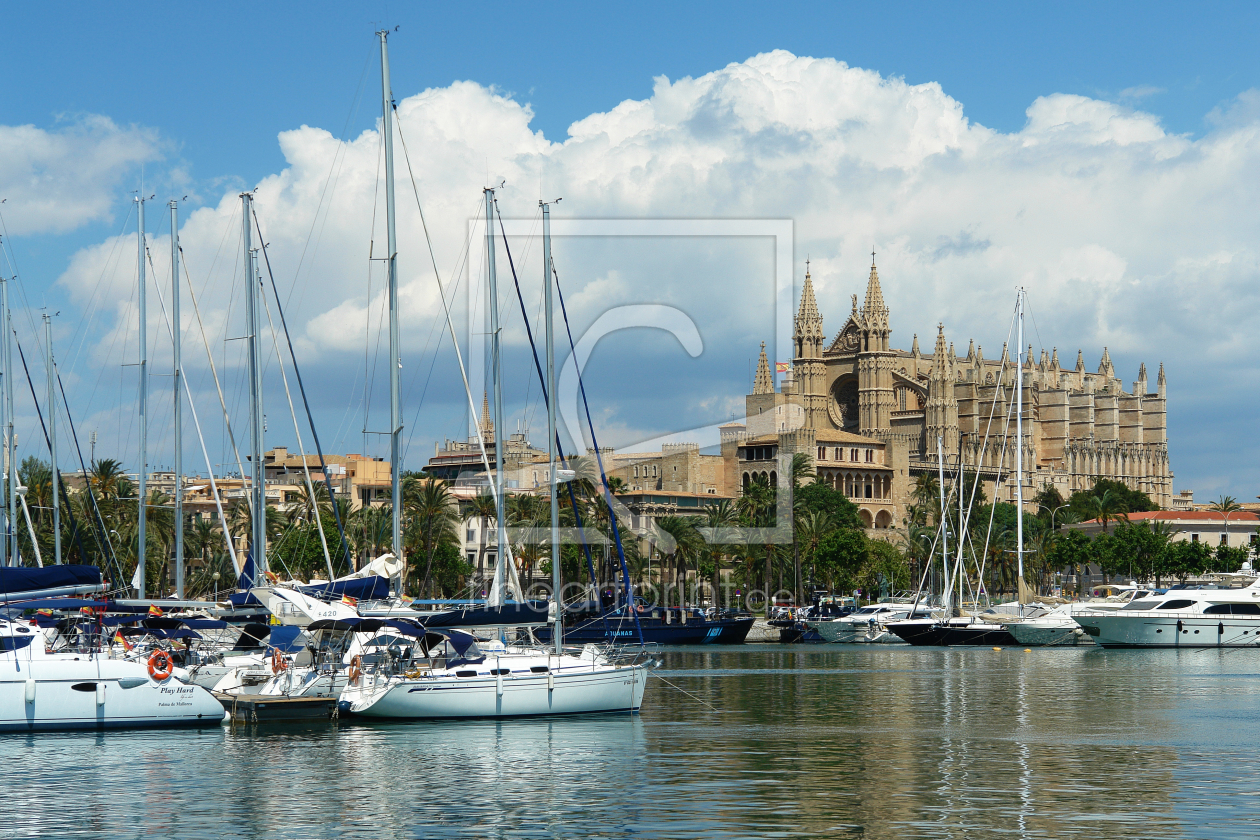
702, 500, 739, 607
655, 516, 703, 607
404, 478, 459, 597
1081, 489, 1125, 534
465, 490, 498, 587
1209, 495, 1243, 551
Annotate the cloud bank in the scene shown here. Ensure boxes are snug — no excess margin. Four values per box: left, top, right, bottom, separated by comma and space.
42, 50, 1260, 494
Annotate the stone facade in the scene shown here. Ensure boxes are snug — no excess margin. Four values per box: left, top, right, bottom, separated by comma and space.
739, 260, 1173, 529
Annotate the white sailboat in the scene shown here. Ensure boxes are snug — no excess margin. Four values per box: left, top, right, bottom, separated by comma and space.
340, 31, 646, 718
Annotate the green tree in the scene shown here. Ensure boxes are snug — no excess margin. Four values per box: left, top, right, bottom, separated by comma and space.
1046, 529, 1093, 596
1160, 539, 1212, 585
794, 482, 862, 531
815, 529, 867, 596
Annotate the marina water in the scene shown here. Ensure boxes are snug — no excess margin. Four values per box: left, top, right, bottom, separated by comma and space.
4, 644, 1257, 839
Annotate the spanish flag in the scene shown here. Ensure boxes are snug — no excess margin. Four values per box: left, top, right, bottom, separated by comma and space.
148, 604, 164, 617
341, 594, 358, 608
775, 362, 790, 373
35, 609, 52, 617
113, 630, 133, 652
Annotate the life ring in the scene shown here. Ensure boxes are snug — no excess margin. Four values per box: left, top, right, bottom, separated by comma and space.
271, 649, 287, 673
147, 650, 174, 681
348, 654, 362, 682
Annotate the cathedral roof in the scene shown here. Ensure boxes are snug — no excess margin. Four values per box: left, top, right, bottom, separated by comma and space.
796, 269, 820, 323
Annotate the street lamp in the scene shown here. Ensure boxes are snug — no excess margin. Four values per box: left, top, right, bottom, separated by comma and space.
212, 571, 220, 604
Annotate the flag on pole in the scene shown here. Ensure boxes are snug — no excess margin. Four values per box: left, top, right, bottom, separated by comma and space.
148, 604, 163, 617
341, 595, 358, 608
113, 630, 133, 652
775, 362, 790, 373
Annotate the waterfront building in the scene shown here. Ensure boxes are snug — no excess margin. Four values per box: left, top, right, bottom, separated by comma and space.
1068, 510, 1259, 550
737, 259, 1174, 528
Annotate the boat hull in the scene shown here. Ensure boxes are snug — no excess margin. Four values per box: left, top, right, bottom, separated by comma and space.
0, 659, 225, 731
536, 616, 753, 646
341, 664, 648, 719
1005, 621, 1092, 647
888, 620, 1017, 647
1074, 612, 1260, 648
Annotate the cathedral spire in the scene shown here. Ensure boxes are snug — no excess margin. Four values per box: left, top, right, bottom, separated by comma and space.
860, 261, 888, 328
753, 342, 773, 394
926, 324, 958, 441
1051, 347, 1059, 368
480, 390, 495, 442
932, 324, 948, 376
1157, 362, 1166, 398
966, 339, 974, 361
1025, 343, 1034, 369
911, 333, 920, 358
1099, 346, 1114, 377
1135, 362, 1148, 395
1075, 349, 1085, 372
796, 266, 820, 324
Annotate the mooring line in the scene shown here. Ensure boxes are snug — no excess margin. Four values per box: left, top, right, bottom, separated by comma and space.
651, 673, 720, 712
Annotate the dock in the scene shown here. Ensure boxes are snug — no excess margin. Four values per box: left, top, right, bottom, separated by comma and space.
216, 692, 339, 723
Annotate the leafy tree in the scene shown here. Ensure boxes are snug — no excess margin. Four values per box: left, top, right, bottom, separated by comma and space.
1215, 543, 1250, 573
860, 540, 911, 597
815, 528, 867, 595
1159, 539, 1212, 585
1046, 529, 1093, 595
794, 482, 862, 531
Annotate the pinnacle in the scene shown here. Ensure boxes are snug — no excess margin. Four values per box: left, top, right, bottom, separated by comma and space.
753, 342, 773, 394
1076, 349, 1085, 371
796, 269, 820, 322
861, 263, 887, 317
966, 339, 975, 361
911, 333, 920, 356
1138, 362, 1148, 378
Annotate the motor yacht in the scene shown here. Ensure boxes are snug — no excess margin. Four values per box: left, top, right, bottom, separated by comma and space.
809, 602, 933, 643
1074, 584, 1260, 647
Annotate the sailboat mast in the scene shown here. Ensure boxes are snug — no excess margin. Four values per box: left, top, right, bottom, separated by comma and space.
0, 278, 5, 568
171, 200, 184, 598
485, 188, 507, 604
378, 30, 403, 574
542, 201, 561, 652
136, 197, 148, 597
937, 434, 948, 613
1015, 288, 1025, 602
2, 279, 12, 567
44, 314, 59, 564
243, 193, 266, 578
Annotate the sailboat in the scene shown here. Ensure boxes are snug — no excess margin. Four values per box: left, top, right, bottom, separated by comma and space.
340, 32, 646, 717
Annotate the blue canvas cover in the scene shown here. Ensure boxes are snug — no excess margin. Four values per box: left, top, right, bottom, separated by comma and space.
0, 565, 101, 599
421, 602, 550, 628
298, 576, 390, 602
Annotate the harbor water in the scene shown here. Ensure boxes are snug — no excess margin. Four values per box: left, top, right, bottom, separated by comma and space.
4, 644, 1258, 839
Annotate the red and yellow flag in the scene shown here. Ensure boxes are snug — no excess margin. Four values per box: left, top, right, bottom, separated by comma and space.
341, 595, 358, 608
113, 630, 133, 652
775, 362, 790, 373
148, 604, 164, 617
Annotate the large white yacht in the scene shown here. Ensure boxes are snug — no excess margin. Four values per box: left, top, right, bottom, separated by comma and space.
0, 618, 224, 731
1073, 584, 1260, 647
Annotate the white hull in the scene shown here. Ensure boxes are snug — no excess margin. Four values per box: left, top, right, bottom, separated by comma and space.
0, 656, 224, 731
1075, 611, 1260, 647
1005, 621, 1092, 647
341, 664, 647, 719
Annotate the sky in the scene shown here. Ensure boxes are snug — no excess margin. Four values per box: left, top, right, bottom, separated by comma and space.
2, 1, 1260, 499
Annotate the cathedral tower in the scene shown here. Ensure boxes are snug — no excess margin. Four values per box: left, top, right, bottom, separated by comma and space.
924, 324, 959, 447
793, 265, 828, 429
857, 259, 895, 433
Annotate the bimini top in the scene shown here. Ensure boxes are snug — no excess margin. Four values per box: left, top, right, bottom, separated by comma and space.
306, 617, 427, 637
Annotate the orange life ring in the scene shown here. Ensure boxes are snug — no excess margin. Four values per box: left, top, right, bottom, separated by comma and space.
348, 654, 362, 682
147, 649, 174, 681
271, 649, 287, 673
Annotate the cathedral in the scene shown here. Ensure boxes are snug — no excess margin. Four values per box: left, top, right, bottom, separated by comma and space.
737, 260, 1173, 529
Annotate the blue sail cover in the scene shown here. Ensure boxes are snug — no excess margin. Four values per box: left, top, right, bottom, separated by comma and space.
422, 602, 550, 628
298, 576, 390, 602
236, 549, 256, 590
0, 565, 101, 600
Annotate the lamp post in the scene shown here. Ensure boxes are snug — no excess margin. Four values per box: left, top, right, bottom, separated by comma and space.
212, 571, 220, 604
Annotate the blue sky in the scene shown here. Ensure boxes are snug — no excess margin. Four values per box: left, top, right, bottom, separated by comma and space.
4, 1, 1260, 498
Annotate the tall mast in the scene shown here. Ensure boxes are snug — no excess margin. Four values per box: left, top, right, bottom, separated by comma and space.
1015, 288, 1026, 605
0, 278, 9, 567
378, 30, 403, 577
171, 200, 184, 598
44, 314, 60, 564
136, 197, 148, 597
937, 434, 948, 614
485, 188, 507, 605
542, 201, 561, 652
243, 194, 266, 579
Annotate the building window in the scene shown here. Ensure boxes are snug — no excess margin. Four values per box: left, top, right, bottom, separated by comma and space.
818, 447, 825, 460
835, 447, 842, 461
865, 449, 873, 463
850, 448, 858, 461
633, 466, 638, 478
1221, 533, 1228, 545
1191, 533, 1199, 542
